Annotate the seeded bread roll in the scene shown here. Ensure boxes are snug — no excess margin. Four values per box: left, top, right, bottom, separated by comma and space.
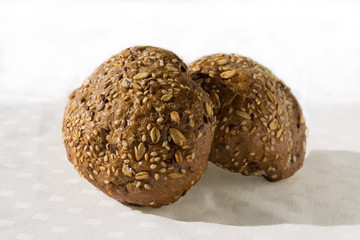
189, 54, 306, 181
62, 46, 215, 207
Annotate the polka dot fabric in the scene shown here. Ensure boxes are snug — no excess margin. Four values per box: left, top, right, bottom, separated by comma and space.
0, 99, 360, 240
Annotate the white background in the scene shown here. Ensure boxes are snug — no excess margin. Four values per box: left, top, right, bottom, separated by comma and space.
1, 0, 360, 239
0, 0, 360, 100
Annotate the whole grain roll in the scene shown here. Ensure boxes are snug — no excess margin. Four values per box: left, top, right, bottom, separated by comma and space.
189, 54, 306, 181
62, 46, 215, 207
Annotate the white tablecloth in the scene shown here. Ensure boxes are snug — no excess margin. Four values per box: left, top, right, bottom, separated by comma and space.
1, 0, 360, 239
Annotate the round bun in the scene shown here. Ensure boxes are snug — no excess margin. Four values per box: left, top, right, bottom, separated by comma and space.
62, 46, 215, 207
189, 54, 306, 181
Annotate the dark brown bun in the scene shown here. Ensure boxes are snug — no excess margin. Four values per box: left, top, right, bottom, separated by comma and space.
62, 46, 215, 207
189, 54, 306, 181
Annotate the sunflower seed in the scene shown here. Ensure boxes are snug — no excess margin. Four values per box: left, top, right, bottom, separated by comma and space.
205, 102, 213, 115
133, 72, 149, 80
269, 119, 278, 130
122, 165, 132, 177
169, 128, 187, 146
161, 94, 173, 102
131, 82, 142, 90
170, 111, 180, 123
175, 150, 183, 164
217, 58, 229, 65
166, 65, 178, 72
266, 90, 276, 104
210, 92, 221, 108
235, 111, 251, 120
220, 70, 236, 79
266, 81, 274, 91
120, 49, 130, 57
168, 172, 183, 179
134, 142, 145, 160
150, 127, 160, 143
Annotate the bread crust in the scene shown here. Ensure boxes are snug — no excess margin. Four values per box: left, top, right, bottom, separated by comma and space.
63, 46, 215, 207
189, 54, 306, 181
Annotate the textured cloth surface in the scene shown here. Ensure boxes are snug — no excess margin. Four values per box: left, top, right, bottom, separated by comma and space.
0, 99, 359, 240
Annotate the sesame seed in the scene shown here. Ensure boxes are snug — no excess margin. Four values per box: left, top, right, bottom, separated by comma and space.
154, 173, 159, 180
166, 65, 178, 72
150, 151, 158, 157
300, 115, 305, 123
83, 79, 90, 87
135, 172, 149, 180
